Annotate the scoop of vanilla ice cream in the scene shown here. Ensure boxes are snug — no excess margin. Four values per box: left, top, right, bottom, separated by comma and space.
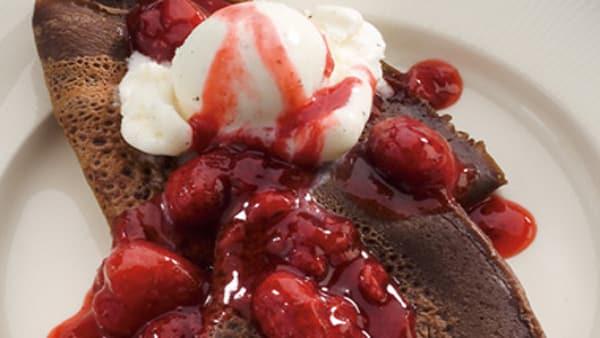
171, 1, 328, 122
310, 6, 384, 83
119, 1, 386, 164
119, 53, 192, 156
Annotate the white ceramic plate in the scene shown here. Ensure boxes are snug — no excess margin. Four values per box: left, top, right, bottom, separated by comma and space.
1, 1, 599, 337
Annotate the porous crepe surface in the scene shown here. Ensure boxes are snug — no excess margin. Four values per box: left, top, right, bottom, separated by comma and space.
206, 310, 262, 338
33, 0, 176, 222
32, 0, 544, 337
312, 177, 544, 338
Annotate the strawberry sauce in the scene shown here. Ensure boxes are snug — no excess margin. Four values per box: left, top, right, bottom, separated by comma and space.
334, 148, 450, 219
407, 59, 463, 110
211, 189, 415, 337
49, 241, 209, 338
51, 146, 416, 338
468, 194, 537, 258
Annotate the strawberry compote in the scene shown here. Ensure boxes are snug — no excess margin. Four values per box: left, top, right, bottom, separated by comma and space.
49, 241, 209, 338
212, 189, 415, 337
367, 116, 458, 194
52, 146, 415, 338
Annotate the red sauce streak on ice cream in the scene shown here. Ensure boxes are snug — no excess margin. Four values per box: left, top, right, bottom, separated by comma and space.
275, 77, 362, 165
251, 6, 307, 110
188, 22, 246, 151
322, 35, 335, 78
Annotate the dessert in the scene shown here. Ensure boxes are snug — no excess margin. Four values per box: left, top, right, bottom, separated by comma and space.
32, 0, 544, 337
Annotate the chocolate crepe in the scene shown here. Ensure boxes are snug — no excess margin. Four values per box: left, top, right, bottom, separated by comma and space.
32, 0, 544, 336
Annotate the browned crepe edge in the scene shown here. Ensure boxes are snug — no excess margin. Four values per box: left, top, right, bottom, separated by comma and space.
379, 62, 507, 208
311, 172, 545, 337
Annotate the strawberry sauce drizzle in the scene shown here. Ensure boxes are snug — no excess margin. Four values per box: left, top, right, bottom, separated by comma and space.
334, 148, 450, 219
468, 194, 537, 258
323, 36, 335, 78
188, 22, 246, 151
250, 6, 306, 110
275, 77, 362, 165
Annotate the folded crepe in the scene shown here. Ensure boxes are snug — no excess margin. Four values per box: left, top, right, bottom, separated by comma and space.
32, 0, 545, 337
